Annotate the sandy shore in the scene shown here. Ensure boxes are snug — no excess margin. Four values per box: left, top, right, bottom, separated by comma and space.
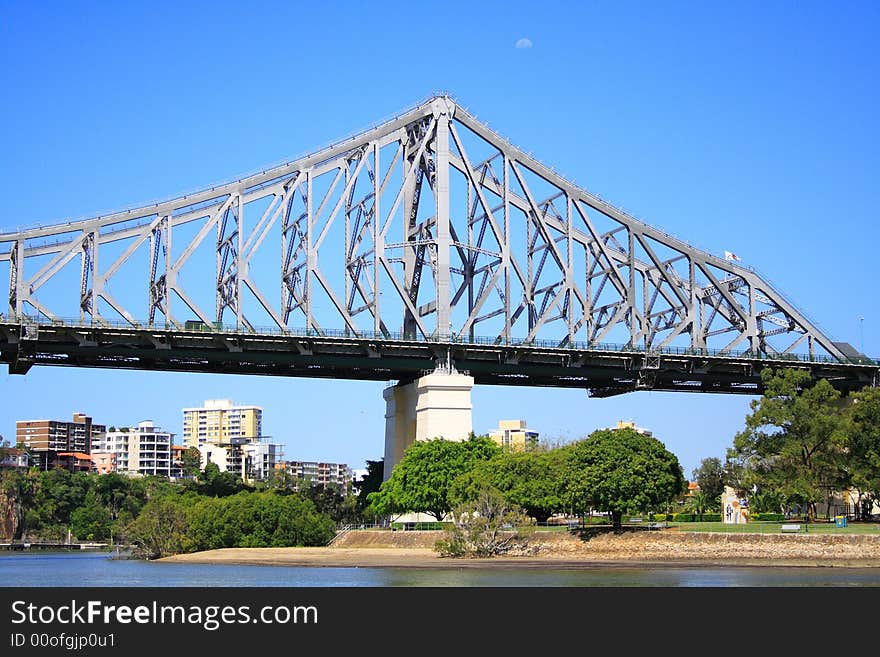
159, 529, 880, 569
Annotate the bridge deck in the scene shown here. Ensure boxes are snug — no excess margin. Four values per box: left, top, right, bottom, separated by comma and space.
1, 321, 876, 397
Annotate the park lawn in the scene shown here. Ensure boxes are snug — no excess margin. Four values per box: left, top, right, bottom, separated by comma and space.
661, 521, 880, 535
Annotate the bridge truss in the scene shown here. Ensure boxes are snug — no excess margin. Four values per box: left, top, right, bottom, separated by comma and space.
1, 96, 876, 395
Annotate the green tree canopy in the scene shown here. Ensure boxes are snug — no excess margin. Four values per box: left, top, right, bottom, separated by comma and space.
125, 496, 190, 559
562, 427, 686, 528
450, 449, 566, 523
368, 434, 501, 521
355, 458, 385, 519
843, 385, 880, 518
196, 461, 250, 497
181, 447, 202, 478
302, 483, 358, 525
691, 457, 726, 509
727, 368, 848, 520
70, 490, 113, 541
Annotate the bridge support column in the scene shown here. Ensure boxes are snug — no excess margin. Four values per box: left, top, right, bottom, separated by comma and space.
383, 368, 474, 480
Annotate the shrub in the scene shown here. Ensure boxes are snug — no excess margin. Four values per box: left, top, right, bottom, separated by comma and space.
434, 487, 534, 558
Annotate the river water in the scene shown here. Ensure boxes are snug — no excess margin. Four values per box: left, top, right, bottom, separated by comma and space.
3, 550, 880, 587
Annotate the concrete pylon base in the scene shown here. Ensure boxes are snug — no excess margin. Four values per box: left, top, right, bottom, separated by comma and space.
383, 369, 474, 481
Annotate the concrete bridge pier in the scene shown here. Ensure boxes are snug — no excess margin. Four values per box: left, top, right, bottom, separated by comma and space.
383, 367, 474, 481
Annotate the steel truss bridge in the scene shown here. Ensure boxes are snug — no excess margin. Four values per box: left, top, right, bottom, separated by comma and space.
1, 96, 877, 396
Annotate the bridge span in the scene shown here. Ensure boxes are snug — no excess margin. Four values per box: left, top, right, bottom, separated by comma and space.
1, 95, 877, 473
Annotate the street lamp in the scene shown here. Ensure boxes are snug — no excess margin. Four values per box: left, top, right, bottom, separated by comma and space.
859, 316, 865, 355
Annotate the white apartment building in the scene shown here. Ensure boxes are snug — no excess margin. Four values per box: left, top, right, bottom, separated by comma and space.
244, 441, 280, 482
92, 420, 174, 477
199, 438, 281, 483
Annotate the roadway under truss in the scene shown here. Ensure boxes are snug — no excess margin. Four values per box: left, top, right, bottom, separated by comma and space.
0, 96, 877, 396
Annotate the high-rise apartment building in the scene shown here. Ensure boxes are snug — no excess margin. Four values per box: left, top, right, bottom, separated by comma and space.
92, 420, 175, 477
184, 399, 278, 483
182, 399, 262, 449
16, 413, 106, 470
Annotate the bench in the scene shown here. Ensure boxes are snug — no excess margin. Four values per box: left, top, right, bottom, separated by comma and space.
780, 524, 802, 533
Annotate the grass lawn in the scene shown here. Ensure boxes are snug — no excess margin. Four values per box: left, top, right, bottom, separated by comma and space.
663, 521, 880, 535
532, 519, 880, 535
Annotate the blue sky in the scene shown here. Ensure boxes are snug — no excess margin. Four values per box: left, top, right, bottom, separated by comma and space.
1, 1, 877, 478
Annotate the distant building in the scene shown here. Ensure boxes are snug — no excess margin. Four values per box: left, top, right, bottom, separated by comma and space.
610, 419, 653, 437
0, 447, 29, 470
244, 441, 280, 482
91, 451, 117, 475
92, 421, 175, 477
16, 413, 106, 470
170, 445, 189, 479
277, 460, 353, 491
182, 399, 262, 450
56, 452, 95, 473
199, 441, 238, 477
200, 438, 281, 483
185, 399, 279, 483
488, 420, 539, 452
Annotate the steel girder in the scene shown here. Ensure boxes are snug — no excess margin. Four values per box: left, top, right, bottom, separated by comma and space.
0, 95, 858, 370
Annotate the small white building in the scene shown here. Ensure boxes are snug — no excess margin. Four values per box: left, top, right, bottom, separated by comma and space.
200, 437, 281, 484
244, 441, 280, 482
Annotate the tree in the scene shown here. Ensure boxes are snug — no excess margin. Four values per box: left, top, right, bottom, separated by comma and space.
843, 385, 880, 519
198, 462, 248, 497
181, 447, 202, 479
70, 490, 112, 541
184, 491, 336, 551
747, 488, 783, 514
303, 483, 359, 525
563, 427, 686, 529
727, 368, 848, 521
691, 457, 726, 509
450, 449, 566, 523
31, 469, 90, 535
687, 491, 711, 520
126, 496, 190, 559
355, 459, 385, 520
368, 435, 501, 521
434, 485, 534, 557
256, 465, 296, 492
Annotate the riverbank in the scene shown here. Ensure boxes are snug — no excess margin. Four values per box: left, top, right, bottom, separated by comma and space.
159, 528, 880, 569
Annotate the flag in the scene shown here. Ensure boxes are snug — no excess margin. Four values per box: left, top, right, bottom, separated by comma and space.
724, 251, 741, 262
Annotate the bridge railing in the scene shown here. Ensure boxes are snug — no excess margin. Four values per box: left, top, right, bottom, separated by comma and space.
2, 313, 877, 367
